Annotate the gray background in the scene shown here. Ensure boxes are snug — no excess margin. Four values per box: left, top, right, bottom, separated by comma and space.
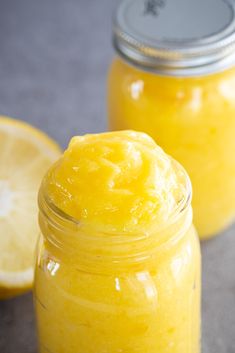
0, 0, 234, 352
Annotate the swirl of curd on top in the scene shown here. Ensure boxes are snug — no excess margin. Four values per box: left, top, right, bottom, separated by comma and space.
45, 130, 187, 235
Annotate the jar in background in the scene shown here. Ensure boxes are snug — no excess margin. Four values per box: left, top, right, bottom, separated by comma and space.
108, 0, 235, 239
34, 164, 201, 353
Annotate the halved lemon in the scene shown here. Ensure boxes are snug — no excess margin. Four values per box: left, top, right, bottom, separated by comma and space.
0, 116, 61, 299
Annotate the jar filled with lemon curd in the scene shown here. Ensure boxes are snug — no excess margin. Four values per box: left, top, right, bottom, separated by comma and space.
34, 131, 201, 353
108, 0, 235, 239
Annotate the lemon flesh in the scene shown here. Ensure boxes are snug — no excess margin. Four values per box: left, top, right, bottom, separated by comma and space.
0, 116, 61, 299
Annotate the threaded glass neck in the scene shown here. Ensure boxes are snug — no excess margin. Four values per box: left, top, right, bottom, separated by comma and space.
38, 159, 192, 272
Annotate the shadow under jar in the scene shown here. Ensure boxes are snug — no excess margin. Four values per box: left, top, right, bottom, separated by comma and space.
108, 0, 235, 239
34, 167, 201, 353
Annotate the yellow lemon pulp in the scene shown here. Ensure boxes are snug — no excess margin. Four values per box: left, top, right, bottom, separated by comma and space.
46, 130, 186, 234
0, 116, 61, 299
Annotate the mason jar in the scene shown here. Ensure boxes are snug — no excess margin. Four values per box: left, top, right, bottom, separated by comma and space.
108, 0, 235, 239
34, 163, 201, 353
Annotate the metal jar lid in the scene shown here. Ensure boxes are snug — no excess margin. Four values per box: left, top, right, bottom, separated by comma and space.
113, 0, 235, 76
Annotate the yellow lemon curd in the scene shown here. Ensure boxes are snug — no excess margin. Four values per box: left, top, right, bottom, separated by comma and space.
108, 59, 235, 239
35, 131, 201, 353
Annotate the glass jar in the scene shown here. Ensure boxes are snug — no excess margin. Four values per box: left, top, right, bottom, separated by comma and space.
108, 0, 235, 239
34, 167, 201, 353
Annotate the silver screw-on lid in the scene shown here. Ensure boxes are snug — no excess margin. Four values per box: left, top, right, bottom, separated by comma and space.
113, 0, 235, 76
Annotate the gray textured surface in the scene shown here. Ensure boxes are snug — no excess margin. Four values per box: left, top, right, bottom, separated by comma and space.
0, 1, 234, 352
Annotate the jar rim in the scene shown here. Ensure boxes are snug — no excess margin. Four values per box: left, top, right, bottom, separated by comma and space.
38, 157, 192, 242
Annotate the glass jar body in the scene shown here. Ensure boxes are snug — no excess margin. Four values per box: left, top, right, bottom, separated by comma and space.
108, 58, 235, 239
34, 208, 201, 353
